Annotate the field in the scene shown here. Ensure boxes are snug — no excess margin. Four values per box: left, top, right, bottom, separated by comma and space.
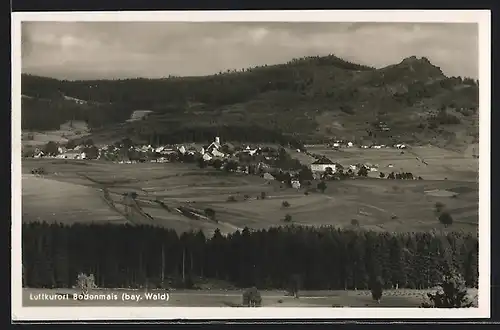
22, 120, 91, 147
21, 144, 479, 236
22, 287, 479, 307
292, 145, 478, 182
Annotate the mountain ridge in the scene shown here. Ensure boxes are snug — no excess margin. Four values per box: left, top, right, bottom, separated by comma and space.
21, 54, 479, 150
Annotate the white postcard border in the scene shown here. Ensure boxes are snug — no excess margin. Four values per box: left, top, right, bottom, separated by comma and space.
11, 9, 491, 321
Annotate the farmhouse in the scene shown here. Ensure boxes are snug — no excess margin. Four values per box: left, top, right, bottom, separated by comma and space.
204, 137, 225, 158
58, 152, 86, 160
310, 156, 337, 173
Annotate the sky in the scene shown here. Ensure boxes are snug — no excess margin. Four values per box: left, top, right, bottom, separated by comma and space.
21, 22, 479, 80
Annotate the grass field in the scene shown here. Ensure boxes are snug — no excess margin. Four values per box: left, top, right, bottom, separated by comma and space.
21, 148, 479, 236
22, 287, 479, 307
294, 145, 478, 182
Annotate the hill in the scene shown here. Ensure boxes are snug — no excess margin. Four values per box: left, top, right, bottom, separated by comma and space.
21, 54, 479, 150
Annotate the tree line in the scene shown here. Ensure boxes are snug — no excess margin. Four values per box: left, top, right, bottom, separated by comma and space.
23, 222, 478, 291
21, 96, 135, 131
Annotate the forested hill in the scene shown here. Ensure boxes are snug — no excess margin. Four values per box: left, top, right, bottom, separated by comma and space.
21, 54, 479, 149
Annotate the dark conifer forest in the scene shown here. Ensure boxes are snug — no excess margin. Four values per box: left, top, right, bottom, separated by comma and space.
22, 222, 478, 291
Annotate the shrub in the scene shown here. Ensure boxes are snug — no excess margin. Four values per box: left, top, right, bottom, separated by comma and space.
370, 277, 384, 304
204, 208, 216, 220
242, 287, 262, 307
439, 212, 454, 227
435, 202, 446, 213
76, 273, 97, 295
282, 201, 291, 208
317, 181, 327, 193
260, 191, 267, 199
283, 214, 292, 222
421, 272, 474, 308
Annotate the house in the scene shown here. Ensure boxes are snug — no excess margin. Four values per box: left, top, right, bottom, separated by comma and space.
242, 145, 258, 156
178, 145, 186, 154
310, 157, 337, 173
205, 137, 225, 158
347, 142, 354, 147
60, 152, 85, 160
207, 137, 222, 152
263, 173, 275, 181
291, 180, 301, 189
202, 153, 213, 161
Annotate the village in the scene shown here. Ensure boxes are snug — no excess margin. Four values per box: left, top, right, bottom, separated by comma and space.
24, 135, 418, 187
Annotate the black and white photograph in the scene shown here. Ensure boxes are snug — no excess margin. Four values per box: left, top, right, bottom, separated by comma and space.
11, 10, 491, 321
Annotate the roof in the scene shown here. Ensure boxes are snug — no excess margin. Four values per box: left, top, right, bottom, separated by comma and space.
208, 141, 221, 149
312, 156, 335, 165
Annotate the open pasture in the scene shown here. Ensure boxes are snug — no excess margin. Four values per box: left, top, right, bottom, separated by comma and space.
302, 145, 478, 182
21, 159, 478, 235
22, 287, 478, 307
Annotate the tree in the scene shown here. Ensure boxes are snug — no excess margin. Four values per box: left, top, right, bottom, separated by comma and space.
317, 181, 327, 193
197, 158, 207, 169
298, 166, 314, 182
370, 276, 384, 304
66, 139, 78, 149
212, 159, 223, 169
357, 166, 369, 177
379, 172, 385, 178
289, 274, 302, 298
421, 271, 474, 308
224, 160, 239, 172
76, 273, 97, 295
122, 137, 134, 149
283, 214, 292, 222
242, 287, 262, 307
44, 141, 59, 156
282, 201, 290, 208
260, 192, 267, 200
325, 167, 334, 176
84, 146, 99, 159
435, 202, 446, 214
439, 212, 454, 228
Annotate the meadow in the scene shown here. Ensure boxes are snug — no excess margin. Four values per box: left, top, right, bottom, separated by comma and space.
21, 144, 479, 237
22, 287, 479, 307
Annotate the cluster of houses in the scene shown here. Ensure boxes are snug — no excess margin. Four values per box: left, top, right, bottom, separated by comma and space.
25, 137, 270, 164
25, 135, 420, 185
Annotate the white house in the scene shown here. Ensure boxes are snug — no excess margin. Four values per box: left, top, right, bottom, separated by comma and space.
347, 142, 354, 147
291, 180, 301, 189
310, 157, 337, 173
207, 137, 222, 152
206, 137, 225, 158
263, 173, 275, 181
212, 149, 225, 158
202, 153, 213, 161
